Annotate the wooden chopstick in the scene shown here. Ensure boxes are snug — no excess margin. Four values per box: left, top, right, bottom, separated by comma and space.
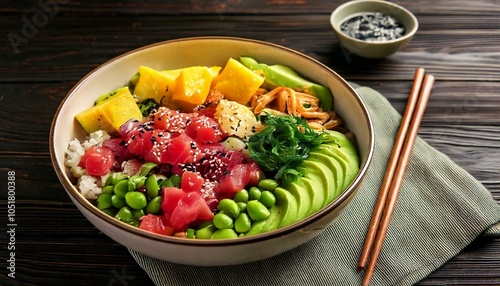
358, 70, 435, 286
357, 67, 426, 271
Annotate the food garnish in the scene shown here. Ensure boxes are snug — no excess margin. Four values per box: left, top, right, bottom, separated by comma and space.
247, 113, 333, 182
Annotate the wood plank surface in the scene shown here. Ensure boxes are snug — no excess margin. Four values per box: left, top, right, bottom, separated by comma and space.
0, 0, 498, 285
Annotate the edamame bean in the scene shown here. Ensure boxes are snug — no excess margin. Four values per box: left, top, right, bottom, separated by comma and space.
101, 208, 118, 217
145, 196, 162, 214
170, 174, 182, 188
217, 199, 240, 218
132, 209, 145, 219
106, 172, 127, 186
213, 213, 234, 230
115, 206, 133, 222
186, 228, 196, 239
139, 162, 157, 176
114, 179, 129, 198
128, 219, 139, 227
249, 187, 262, 201
145, 174, 159, 198
258, 179, 278, 191
234, 213, 252, 233
125, 191, 147, 210
210, 229, 238, 239
128, 175, 146, 192
160, 177, 173, 188
247, 200, 271, 221
260, 191, 276, 208
97, 193, 112, 210
236, 202, 247, 213
233, 189, 249, 203
111, 195, 126, 209
102, 185, 115, 194
104, 175, 113, 186
196, 224, 216, 239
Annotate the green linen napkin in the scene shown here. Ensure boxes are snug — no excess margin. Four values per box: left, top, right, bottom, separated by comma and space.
129, 86, 500, 286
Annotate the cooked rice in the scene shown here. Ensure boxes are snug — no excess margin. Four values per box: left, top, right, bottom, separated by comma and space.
65, 130, 111, 199
78, 175, 102, 200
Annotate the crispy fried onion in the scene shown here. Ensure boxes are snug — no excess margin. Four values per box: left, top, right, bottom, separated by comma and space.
250, 87, 342, 131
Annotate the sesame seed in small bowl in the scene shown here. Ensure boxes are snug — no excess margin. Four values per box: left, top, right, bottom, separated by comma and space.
330, 0, 419, 59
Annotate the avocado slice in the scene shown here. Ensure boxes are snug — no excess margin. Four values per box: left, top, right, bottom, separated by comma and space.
262, 205, 284, 233
245, 219, 266, 236
239, 56, 333, 111
325, 130, 360, 162
300, 160, 331, 210
328, 148, 359, 190
239, 56, 267, 70
308, 151, 342, 202
316, 146, 349, 191
283, 181, 312, 221
296, 167, 326, 214
321, 138, 359, 182
273, 187, 298, 228
246, 204, 284, 236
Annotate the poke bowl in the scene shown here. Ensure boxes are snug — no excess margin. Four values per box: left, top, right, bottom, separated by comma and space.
50, 36, 374, 266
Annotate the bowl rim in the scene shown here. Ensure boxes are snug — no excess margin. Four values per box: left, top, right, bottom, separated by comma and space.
49, 36, 374, 246
330, 0, 419, 45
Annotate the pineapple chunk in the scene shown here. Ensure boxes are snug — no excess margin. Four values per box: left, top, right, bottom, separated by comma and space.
133, 66, 177, 107
172, 66, 221, 111
212, 58, 265, 105
75, 87, 142, 134
221, 137, 250, 158
215, 99, 258, 139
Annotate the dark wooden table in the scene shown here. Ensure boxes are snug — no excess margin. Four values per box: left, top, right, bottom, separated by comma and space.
1, 1, 499, 285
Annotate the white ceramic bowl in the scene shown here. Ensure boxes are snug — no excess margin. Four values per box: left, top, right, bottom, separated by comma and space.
50, 37, 374, 266
330, 0, 419, 59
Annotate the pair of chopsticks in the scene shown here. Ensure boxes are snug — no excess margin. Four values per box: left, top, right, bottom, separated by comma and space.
357, 68, 435, 286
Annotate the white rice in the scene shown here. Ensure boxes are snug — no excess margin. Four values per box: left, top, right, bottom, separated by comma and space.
64, 130, 111, 199
65, 139, 87, 178
77, 175, 102, 200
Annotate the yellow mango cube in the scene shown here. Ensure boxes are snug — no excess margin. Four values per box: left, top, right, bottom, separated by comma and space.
101, 91, 143, 133
75, 87, 143, 134
212, 58, 265, 105
172, 66, 221, 111
133, 66, 177, 107
75, 104, 113, 134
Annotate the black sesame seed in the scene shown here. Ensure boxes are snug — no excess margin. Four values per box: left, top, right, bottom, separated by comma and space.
340, 12, 405, 42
